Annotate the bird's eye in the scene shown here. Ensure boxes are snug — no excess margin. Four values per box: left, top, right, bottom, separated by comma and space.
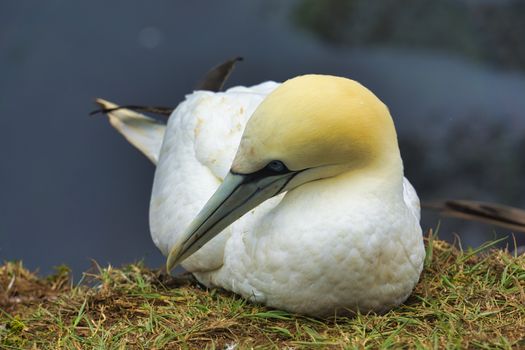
267, 160, 286, 173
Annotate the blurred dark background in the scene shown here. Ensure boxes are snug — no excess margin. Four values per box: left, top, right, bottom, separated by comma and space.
1, 0, 525, 276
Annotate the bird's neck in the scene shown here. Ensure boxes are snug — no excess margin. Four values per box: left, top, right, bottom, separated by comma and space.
342, 152, 404, 197
285, 151, 405, 208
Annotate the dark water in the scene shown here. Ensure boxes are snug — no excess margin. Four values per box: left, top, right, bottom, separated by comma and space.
1, 1, 524, 276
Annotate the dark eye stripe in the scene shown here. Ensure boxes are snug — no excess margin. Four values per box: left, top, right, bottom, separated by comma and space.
230, 160, 291, 179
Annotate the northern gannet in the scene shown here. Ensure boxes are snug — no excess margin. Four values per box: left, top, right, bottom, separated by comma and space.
99, 74, 425, 316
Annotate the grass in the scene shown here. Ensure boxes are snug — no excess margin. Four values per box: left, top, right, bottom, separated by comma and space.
1, 232, 525, 349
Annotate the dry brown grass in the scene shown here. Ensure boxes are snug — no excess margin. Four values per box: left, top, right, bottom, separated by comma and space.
1, 233, 525, 349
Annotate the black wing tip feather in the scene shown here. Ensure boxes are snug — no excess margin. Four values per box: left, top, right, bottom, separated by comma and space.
89, 104, 174, 117
197, 56, 244, 92
423, 199, 525, 232
89, 56, 244, 116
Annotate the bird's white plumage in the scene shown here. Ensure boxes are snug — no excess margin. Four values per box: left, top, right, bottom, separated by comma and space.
148, 80, 425, 316
150, 82, 282, 271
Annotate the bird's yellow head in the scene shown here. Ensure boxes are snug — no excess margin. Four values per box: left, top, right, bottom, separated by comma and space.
232, 74, 399, 176
167, 74, 402, 271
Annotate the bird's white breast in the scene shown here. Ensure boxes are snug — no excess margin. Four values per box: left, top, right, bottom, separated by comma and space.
198, 168, 424, 316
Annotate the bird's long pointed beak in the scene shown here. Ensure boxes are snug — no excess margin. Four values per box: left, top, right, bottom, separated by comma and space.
166, 170, 299, 272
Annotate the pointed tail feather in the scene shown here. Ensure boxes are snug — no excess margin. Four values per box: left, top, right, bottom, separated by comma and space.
423, 200, 525, 233
94, 99, 166, 165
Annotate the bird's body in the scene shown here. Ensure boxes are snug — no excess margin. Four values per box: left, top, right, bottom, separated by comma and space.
149, 77, 424, 316
100, 75, 425, 316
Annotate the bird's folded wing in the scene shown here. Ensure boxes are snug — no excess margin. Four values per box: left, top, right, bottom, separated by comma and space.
95, 98, 166, 164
